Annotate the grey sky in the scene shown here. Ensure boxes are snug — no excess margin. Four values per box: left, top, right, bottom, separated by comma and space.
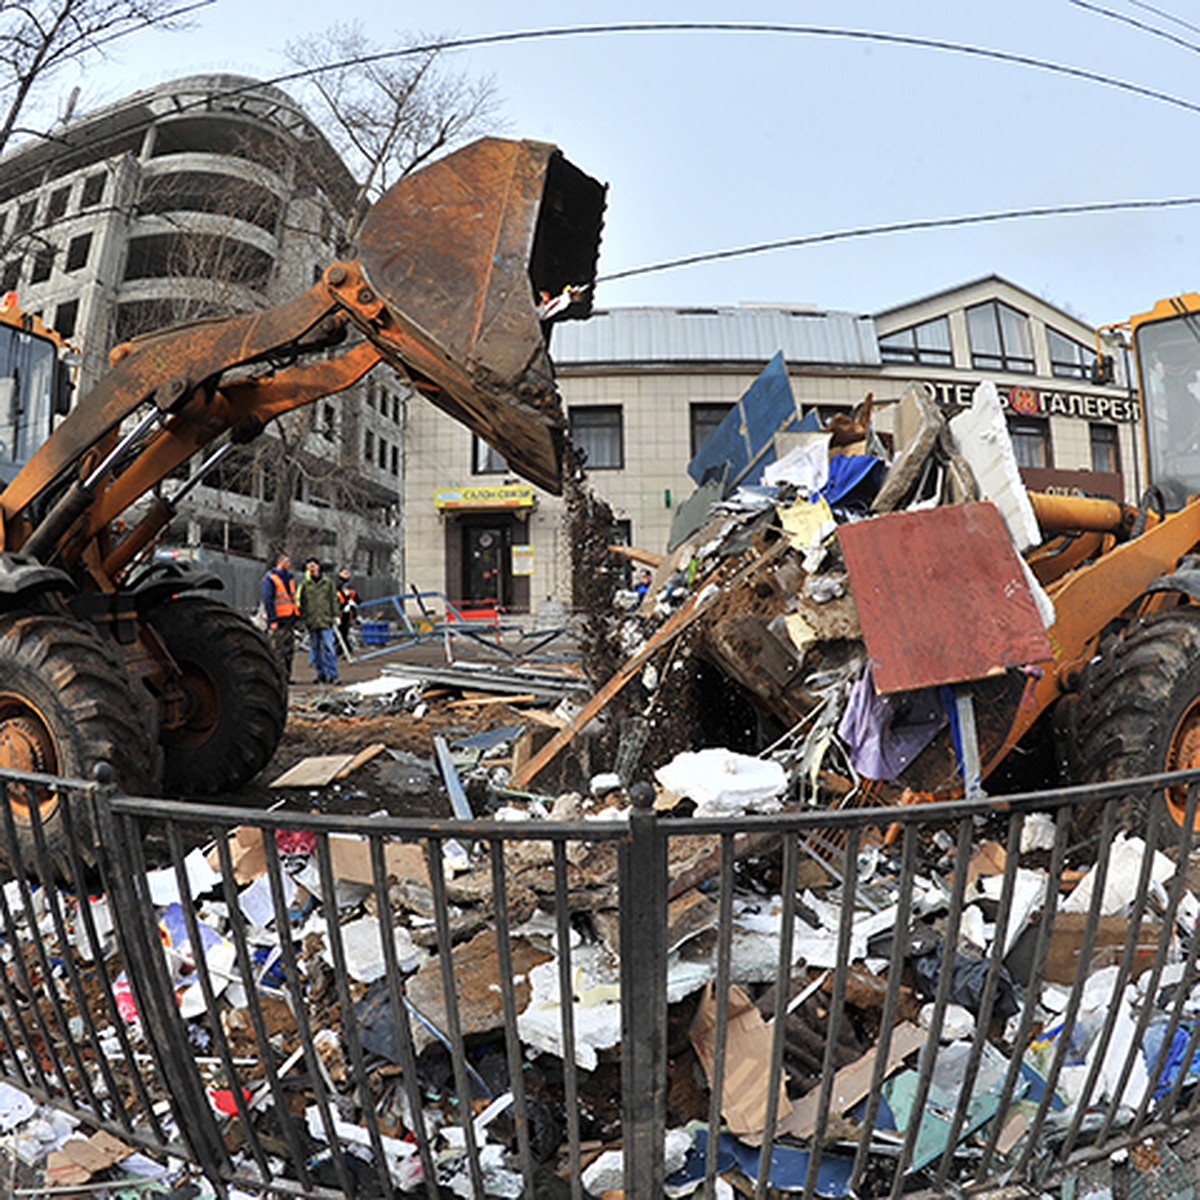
41, 1, 1200, 326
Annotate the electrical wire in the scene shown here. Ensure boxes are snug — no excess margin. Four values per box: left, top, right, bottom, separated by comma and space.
596, 195, 1200, 284
1126, 0, 1200, 39
1067, 0, 1200, 56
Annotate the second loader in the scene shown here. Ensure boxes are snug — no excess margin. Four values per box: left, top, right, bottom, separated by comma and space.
0, 136, 605, 873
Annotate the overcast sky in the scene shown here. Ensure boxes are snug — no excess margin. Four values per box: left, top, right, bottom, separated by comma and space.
38, 1, 1200, 326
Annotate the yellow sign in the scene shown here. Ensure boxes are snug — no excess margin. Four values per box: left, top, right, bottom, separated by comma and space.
512, 544, 534, 576
434, 484, 535, 510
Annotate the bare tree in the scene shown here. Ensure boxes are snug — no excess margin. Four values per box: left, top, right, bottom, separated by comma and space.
285, 23, 503, 241
0, 0, 211, 156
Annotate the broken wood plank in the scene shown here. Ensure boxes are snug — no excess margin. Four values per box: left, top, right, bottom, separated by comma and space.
335, 742, 388, 779
446, 693, 538, 709
512, 539, 788, 789
270, 754, 356, 789
778, 1020, 926, 1139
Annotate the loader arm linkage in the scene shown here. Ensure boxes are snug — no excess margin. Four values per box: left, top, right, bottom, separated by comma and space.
0, 137, 606, 589
982, 498, 1200, 777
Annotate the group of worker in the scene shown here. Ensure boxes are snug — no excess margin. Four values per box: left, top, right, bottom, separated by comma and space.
260, 553, 359, 685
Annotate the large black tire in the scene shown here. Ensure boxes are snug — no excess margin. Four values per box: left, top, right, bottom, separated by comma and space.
149, 595, 287, 794
0, 614, 159, 876
1072, 610, 1200, 837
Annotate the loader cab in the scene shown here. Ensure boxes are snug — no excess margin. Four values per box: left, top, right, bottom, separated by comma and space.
0, 308, 72, 485
1133, 296, 1200, 511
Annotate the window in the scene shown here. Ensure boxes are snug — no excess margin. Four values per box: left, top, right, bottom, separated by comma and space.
690, 403, 733, 458
378, 437, 387, 469
29, 247, 53, 284
569, 405, 624, 469
365, 381, 375, 409
54, 299, 78, 340
878, 315, 953, 366
1090, 423, 1119, 475
473, 436, 508, 475
1009, 417, 1050, 468
46, 188, 69, 222
321, 402, 334, 440
1048, 327, 1097, 380
0, 262, 19, 292
390, 444, 399, 475
81, 173, 106, 208
392, 393, 401, 422
65, 233, 91, 272
967, 301, 1034, 373
13, 202, 34, 235
364, 428, 374, 462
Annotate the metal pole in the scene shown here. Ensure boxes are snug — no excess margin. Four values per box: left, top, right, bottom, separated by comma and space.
621, 781, 667, 1194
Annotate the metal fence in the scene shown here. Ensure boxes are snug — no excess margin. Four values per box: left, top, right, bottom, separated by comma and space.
1, 766, 1199, 1198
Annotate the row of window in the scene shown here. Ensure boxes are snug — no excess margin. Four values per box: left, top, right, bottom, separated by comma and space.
1, 232, 93, 294
0, 173, 107, 244
365, 381, 402, 423
474, 401, 1124, 480
879, 301, 1098, 379
363, 428, 400, 475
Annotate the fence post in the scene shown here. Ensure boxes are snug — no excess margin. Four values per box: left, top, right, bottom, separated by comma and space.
620, 781, 668, 1194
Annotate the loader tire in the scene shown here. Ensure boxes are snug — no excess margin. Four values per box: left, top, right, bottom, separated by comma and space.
150, 596, 287, 794
1073, 610, 1200, 837
0, 614, 159, 877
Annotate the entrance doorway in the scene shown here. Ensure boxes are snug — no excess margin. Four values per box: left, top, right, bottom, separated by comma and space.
464, 522, 507, 605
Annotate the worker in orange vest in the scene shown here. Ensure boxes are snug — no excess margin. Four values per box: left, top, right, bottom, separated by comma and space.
261, 552, 299, 683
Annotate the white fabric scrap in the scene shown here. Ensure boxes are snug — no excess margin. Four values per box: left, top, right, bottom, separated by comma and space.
0, 1081, 35, 1131
1062, 834, 1176, 916
147, 847, 222, 907
654, 749, 786, 818
761, 435, 831, 493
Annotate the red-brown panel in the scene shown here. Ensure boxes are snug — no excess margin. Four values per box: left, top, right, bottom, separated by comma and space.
837, 502, 1052, 694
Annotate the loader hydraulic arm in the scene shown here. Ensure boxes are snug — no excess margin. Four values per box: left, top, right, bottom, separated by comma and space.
0, 137, 606, 582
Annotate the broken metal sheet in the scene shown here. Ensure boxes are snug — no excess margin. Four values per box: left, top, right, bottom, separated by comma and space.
838, 501, 1052, 694
380, 659, 587, 701
666, 1126, 855, 1196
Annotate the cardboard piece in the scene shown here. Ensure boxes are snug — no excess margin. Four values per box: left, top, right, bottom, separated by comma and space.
328, 835, 430, 887
1040, 912, 1163, 985
966, 840, 1007, 884
208, 825, 268, 884
779, 1020, 926, 1139
45, 1130, 133, 1186
689, 983, 792, 1137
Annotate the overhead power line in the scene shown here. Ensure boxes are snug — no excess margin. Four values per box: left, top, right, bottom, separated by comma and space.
1067, 0, 1200, 56
596, 196, 1200, 283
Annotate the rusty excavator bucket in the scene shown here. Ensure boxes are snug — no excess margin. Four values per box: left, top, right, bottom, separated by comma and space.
357, 138, 607, 495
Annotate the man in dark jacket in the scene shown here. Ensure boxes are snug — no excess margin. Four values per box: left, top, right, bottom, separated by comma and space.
297, 557, 339, 684
336, 568, 359, 655
260, 553, 298, 682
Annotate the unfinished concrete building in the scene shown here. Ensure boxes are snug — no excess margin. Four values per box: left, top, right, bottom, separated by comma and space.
0, 74, 404, 590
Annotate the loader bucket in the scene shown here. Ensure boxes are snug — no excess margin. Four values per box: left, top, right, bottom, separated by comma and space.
358, 137, 606, 495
